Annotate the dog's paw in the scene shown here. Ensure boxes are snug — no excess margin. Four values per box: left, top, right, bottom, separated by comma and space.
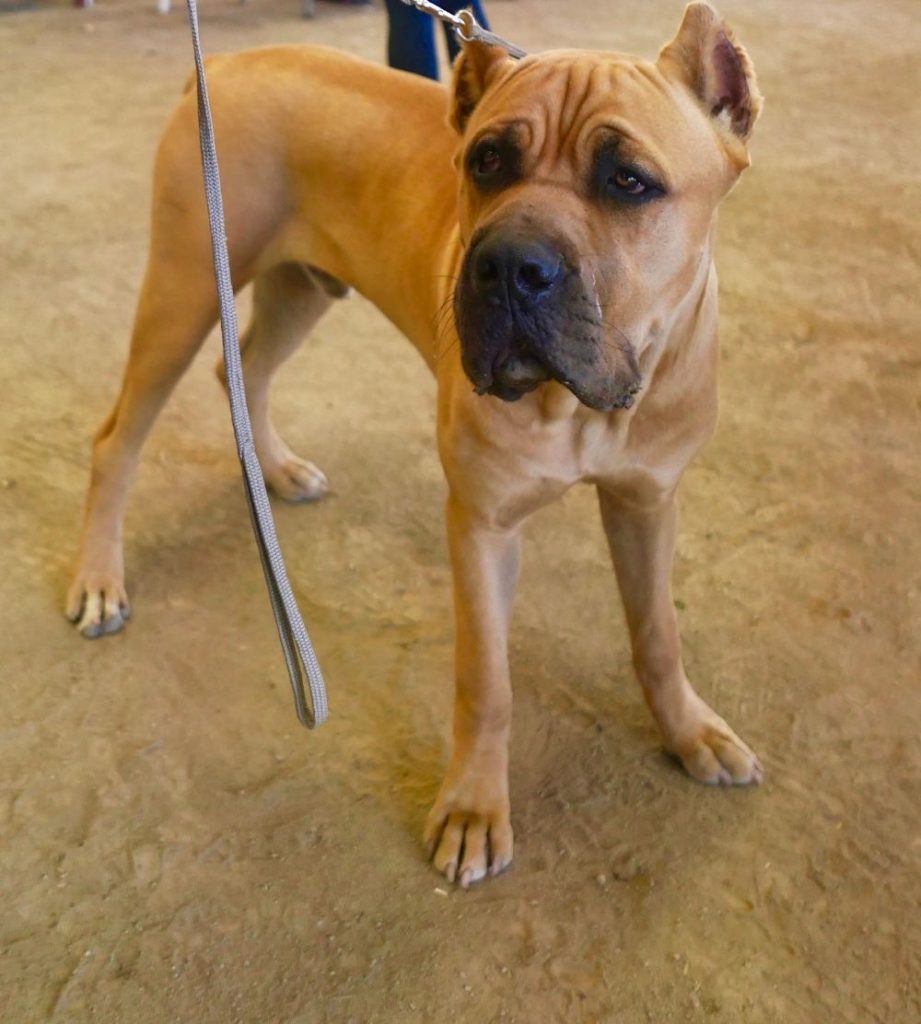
263, 452, 328, 504
667, 696, 763, 786
66, 572, 131, 638
424, 765, 513, 888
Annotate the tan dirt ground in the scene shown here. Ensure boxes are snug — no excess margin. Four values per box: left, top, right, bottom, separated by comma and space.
1, 1, 919, 1021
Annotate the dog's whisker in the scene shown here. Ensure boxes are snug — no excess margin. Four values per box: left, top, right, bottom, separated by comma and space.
436, 338, 460, 366
435, 328, 460, 366
430, 294, 456, 331
435, 304, 457, 334
431, 294, 461, 365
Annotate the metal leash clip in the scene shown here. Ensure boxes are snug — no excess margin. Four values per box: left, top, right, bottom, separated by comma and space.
400, 0, 527, 60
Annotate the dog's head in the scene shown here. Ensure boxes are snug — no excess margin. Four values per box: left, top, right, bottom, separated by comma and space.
450, 2, 762, 410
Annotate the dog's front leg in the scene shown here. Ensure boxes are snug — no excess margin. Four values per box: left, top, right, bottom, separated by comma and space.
598, 486, 762, 786
425, 492, 519, 887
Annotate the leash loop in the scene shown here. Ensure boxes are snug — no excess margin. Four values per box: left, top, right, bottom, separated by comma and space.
184, 0, 328, 729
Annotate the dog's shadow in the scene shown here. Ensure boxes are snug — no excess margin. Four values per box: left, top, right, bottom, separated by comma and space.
53, 421, 691, 876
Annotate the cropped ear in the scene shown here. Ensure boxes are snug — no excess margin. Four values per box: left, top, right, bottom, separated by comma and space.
450, 40, 512, 134
657, 2, 762, 142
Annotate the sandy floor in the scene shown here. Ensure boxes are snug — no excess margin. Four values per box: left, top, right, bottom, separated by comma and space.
1, 0, 919, 1021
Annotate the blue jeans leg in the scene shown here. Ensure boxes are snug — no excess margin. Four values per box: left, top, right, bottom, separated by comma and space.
385, 0, 439, 80
385, 0, 491, 79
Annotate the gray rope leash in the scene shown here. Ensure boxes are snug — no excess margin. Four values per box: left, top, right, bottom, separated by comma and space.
184, 0, 328, 729
399, 0, 527, 59
180, 0, 521, 729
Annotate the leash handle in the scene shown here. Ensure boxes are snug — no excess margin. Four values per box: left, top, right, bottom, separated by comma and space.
184, 0, 328, 729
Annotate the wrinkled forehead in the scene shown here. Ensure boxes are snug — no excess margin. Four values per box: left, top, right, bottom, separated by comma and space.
467, 50, 724, 180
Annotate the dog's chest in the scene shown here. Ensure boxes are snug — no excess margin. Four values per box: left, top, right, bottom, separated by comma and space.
531, 386, 634, 484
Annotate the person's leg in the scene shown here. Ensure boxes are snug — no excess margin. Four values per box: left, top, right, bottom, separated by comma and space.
385, 0, 439, 80
442, 0, 490, 64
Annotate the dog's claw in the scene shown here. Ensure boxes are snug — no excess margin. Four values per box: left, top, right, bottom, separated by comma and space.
489, 856, 511, 878
459, 865, 488, 889
425, 770, 513, 887
66, 575, 131, 639
668, 697, 763, 786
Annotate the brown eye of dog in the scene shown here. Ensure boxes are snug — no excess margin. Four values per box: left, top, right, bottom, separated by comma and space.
611, 169, 646, 195
476, 145, 502, 176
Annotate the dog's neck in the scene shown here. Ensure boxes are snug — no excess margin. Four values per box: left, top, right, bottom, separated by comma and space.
638, 232, 719, 383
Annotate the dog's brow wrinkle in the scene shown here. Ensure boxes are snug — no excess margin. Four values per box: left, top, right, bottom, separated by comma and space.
522, 66, 556, 161
558, 66, 597, 158
505, 57, 543, 86
634, 59, 671, 98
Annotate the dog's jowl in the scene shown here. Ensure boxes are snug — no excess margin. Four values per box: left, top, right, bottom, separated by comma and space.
68, 3, 763, 887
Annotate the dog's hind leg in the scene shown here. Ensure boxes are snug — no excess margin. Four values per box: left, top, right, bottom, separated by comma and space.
66, 245, 222, 637
215, 261, 344, 503
67, 78, 322, 636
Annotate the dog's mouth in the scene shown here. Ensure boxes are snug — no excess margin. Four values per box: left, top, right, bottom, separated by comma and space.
468, 333, 641, 410
475, 343, 553, 402
454, 226, 644, 411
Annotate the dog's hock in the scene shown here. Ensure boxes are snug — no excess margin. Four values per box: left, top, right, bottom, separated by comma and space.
450, 40, 513, 134
657, 1, 762, 144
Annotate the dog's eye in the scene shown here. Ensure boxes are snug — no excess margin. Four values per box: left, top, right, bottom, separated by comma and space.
599, 162, 664, 205
468, 136, 520, 190
609, 169, 647, 196
475, 144, 503, 177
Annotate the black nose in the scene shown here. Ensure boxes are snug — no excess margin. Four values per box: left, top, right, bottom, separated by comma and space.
473, 235, 563, 303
